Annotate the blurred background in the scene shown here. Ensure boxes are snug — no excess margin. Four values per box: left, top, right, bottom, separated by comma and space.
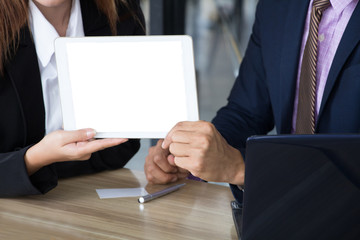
125, 0, 258, 171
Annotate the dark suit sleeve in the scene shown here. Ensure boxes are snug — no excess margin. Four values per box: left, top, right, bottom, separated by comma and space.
0, 140, 140, 198
212, 1, 274, 203
0, 147, 57, 197
212, 1, 274, 153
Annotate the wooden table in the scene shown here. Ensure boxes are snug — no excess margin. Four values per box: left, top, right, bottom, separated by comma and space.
0, 169, 237, 239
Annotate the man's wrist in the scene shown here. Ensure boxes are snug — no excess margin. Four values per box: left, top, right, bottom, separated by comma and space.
229, 147, 245, 185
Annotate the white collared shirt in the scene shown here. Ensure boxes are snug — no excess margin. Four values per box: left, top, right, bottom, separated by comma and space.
29, 0, 85, 135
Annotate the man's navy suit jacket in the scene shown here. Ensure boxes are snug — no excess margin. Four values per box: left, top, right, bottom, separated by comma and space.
212, 0, 360, 202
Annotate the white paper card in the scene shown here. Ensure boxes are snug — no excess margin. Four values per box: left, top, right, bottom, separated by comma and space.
96, 188, 148, 199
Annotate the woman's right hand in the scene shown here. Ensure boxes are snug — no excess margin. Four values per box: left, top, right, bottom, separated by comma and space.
24, 128, 128, 175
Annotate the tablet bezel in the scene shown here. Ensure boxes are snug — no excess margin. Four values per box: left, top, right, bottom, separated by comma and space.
55, 35, 199, 138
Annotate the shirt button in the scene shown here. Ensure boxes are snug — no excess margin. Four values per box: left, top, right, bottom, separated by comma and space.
319, 33, 325, 42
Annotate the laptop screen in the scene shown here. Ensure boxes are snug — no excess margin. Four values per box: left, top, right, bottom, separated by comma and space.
241, 134, 360, 240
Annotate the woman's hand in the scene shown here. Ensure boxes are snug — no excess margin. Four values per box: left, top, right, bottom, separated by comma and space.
24, 128, 128, 175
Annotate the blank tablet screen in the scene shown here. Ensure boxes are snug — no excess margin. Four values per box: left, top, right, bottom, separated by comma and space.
55, 36, 198, 138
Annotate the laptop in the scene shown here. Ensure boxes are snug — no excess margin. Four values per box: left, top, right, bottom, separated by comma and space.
241, 134, 360, 240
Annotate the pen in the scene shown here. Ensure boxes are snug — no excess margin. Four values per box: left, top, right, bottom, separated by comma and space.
138, 183, 186, 203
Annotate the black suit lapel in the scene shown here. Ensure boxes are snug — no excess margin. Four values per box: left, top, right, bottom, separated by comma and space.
5, 27, 45, 144
318, 3, 360, 121
278, 0, 310, 133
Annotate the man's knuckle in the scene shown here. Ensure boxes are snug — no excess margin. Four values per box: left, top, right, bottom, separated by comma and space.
164, 175, 173, 183
146, 174, 154, 182
176, 122, 184, 128
153, 155, 162, 164
147, 165, 156, 175
195, 135, 209, 148
193, 157, 204, 171
169, 143, 176, 153
147, 146, 155, 154
198, 149, 206, 159
199, 122, 210, 132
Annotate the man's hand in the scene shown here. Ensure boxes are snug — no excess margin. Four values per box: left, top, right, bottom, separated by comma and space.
144, 139, 189, 184
162, 121, 245, 185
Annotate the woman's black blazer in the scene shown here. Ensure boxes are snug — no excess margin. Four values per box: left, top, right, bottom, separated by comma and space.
0, 0, 145, 197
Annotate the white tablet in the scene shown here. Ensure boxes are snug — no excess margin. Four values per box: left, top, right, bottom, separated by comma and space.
55, 35, 198, 138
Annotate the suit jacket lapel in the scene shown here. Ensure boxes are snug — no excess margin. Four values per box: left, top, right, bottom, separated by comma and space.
5, 27, 45, 144
278, 0, 310, 133
318, 3, 360, 119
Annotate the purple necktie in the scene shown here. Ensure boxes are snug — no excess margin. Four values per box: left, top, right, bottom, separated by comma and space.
296, 0, 331, 134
